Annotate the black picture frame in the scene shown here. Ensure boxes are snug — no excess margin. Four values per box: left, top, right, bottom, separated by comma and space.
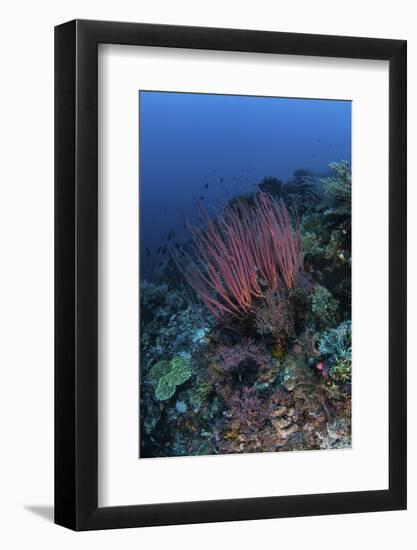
55, 19, 407, 531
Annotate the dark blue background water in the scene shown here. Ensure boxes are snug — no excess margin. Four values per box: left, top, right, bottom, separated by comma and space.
140, 91, 351, 280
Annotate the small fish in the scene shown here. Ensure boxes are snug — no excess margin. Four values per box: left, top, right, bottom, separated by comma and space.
174, 243, 180, 249
204, 182, 208, 189
145, 248, 151, 258
161, 246, 167, 255
158, 261, 163, 267
156, 246, 162, 254
220, 177, 224, 183
167, 230, 175, 241
199, 196, 205, 200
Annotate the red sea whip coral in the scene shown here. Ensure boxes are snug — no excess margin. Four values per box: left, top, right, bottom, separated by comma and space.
175, 192, 303, 322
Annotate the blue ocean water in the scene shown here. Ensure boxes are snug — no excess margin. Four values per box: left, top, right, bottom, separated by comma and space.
139, 91, 351, 280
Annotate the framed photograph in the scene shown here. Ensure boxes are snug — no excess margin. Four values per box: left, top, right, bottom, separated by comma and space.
55, 20, 407, 530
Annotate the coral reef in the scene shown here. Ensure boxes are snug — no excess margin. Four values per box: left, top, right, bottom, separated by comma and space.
258, 172, 320, 214
318, 321, 352, 362
140, 161, 352, 458
310, 285, 339, 328
254, 286, 295, 343
301, 161, 351, 314
316, 321, 352, 394
213, 339, 269, 374
328, 358, 352, 389
323, 160, 351, 218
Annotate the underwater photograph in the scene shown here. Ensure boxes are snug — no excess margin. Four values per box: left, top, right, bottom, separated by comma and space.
139, 91, 352, 458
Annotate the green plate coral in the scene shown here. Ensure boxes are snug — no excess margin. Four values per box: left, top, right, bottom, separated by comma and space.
149, 355, 193, 401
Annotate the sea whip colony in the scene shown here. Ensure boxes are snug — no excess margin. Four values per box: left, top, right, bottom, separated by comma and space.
175, 192, 303, 321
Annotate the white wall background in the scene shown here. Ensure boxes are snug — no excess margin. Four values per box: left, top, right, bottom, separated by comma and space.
0, 1, 414, 548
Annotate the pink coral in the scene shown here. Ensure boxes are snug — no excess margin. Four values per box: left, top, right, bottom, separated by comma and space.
175, 193, 303, 321
214, 339, 268, 373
